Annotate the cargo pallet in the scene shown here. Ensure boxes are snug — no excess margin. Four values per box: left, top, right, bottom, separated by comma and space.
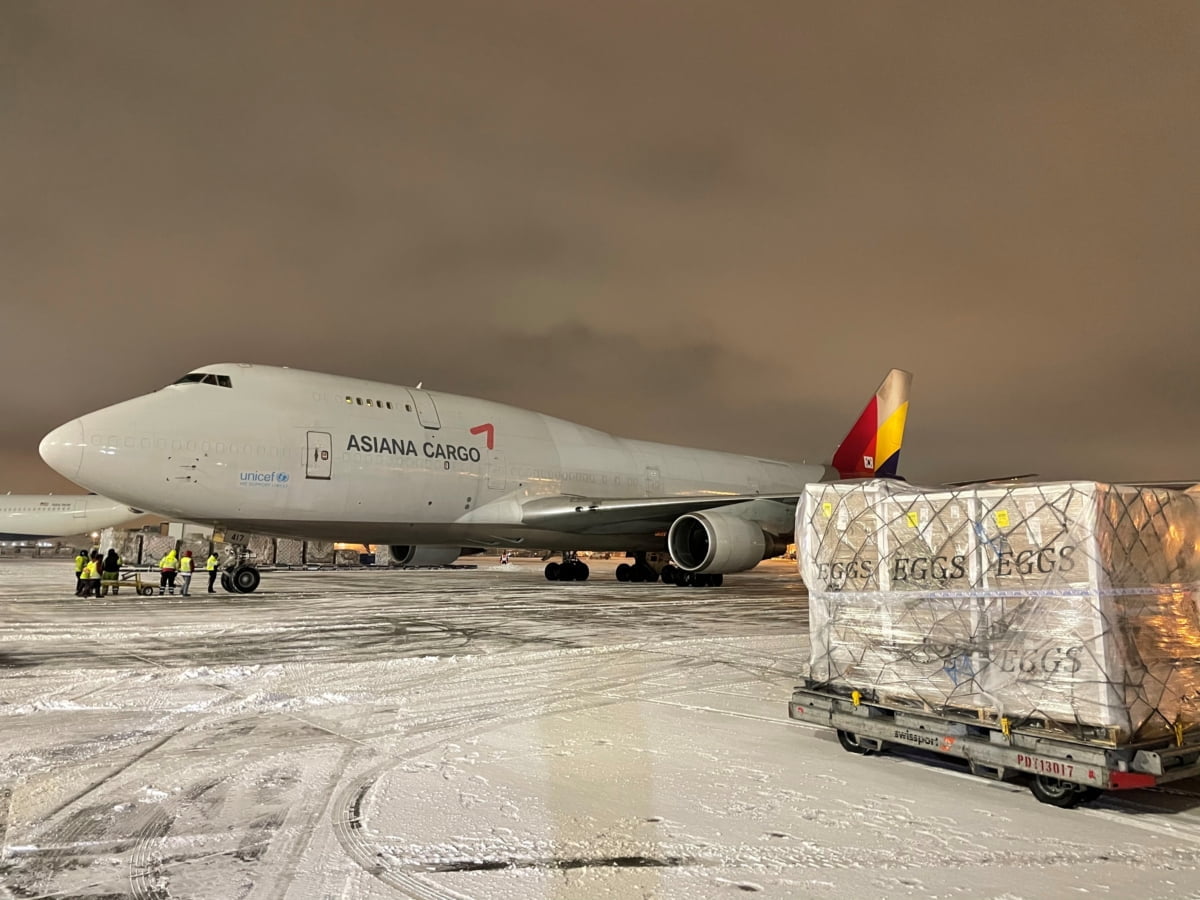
789, 680, 1200, 808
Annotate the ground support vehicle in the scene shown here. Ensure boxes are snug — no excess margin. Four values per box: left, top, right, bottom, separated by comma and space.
789, 680, 1200, 808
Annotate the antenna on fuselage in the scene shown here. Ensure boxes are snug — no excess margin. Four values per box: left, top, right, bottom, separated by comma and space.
416, 381, 423, 389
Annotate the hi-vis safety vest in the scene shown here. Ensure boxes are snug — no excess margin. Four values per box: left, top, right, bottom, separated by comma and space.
84, 561, 100, 579
180, 556, 194, 574
75, 555, 87, 573
206, 555, 219, 571
159, 553, 178, 571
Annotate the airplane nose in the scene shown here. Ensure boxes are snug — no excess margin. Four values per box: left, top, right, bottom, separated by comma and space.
39, 419, 85, 481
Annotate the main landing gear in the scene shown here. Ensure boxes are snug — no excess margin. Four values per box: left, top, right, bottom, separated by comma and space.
542, 551, 725, 588
615, 552, 725, 588
615, 551, 659, 583
219, 545, 262, 594
545, 551, 590, 582
662, 567, 723, 588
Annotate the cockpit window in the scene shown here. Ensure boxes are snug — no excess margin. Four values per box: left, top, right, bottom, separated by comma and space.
172, 372, 233, 388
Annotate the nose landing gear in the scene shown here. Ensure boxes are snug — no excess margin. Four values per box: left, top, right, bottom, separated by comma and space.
219, 543, 262, 594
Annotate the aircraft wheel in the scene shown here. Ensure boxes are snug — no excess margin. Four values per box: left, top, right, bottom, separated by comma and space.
221, 572, 235, 593
640, 565, 659, 583
574, 562, 590, 581
709, 573, 724, 587
545, 562, 561, 581
232, 566, 261, 593
660, 564, 676, 585
615, 563, 631, 582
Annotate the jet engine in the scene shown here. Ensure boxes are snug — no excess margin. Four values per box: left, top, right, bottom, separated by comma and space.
667, 511, 783, 574
388, 545, 464, 567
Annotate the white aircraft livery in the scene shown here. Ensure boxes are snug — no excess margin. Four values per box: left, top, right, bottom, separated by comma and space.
0, 494, 144, 541
40, 364, 910, 592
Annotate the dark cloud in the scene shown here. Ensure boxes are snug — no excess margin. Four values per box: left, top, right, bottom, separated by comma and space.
3, 1, 1199, 493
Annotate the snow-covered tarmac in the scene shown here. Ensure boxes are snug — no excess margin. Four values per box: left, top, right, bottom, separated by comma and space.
1, 557, 1198, 899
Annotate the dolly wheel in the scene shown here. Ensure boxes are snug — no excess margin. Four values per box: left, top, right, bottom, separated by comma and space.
1030, 776, 1101, 808
836, 729, 873, 755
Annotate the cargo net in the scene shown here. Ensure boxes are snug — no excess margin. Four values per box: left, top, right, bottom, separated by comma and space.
797, 480, 1200, 744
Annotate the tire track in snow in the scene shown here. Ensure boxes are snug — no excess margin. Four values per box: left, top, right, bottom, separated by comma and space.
329, 649, 776, 899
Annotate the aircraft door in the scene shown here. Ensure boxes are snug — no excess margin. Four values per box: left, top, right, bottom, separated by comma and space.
487, 456, 506, 491
306, 431, 333, 480
407, 389, 442, 430
645, 466, 661, 497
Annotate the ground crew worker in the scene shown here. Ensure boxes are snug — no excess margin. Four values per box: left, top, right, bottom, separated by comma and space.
159, 547, 179, 595
101, 548, 122, 596
206, 550, 220, 593
74, 549, 88, 593
179, 550, 194, 596
77, 554, 94, 597
81, 552, 103, 598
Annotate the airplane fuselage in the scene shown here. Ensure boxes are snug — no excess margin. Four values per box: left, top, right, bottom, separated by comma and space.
40, 364, 829, 552
0, 494, 143, 541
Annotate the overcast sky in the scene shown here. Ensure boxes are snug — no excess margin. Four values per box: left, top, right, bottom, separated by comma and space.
3, 2, 1199, 493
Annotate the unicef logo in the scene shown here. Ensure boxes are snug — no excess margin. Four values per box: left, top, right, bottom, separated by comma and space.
239, 470, 292, 486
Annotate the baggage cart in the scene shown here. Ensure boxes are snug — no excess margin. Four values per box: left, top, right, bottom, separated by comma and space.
105, 570, 157, 596
789, 679, 1200, 808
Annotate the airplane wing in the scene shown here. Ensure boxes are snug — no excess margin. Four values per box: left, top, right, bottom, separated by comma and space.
943, 473, 1039, 487
1121, 480, 1200, 491
518, 493, 800, 535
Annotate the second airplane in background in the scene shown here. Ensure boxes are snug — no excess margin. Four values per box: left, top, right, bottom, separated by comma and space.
40, 365, 910, 592
0, 493, 144, 542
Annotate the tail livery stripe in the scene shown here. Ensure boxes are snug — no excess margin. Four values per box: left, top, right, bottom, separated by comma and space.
873, 401, 908, 477
831, 369, 912, 479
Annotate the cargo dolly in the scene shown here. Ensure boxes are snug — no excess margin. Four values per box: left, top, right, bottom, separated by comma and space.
106, 570, 157, 596
789, 680, 1200, 808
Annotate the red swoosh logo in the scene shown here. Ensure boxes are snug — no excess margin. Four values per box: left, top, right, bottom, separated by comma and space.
469, 423, 495, 450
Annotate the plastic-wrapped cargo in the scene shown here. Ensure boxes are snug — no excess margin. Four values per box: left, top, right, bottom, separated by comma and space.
797, 480, 1200, 744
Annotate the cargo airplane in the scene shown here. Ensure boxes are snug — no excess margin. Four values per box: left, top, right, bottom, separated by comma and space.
0, 493, 144, 541
39, 364, 910, 592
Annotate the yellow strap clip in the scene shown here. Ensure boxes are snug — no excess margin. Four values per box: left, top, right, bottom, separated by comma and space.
1176, 719, 1186, 747
1000, 717, 1011, 737
851, 690, 861, 708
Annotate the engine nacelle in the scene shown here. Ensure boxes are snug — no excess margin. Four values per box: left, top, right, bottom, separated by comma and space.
389, 545, 464, 567
667, 511, 776, 574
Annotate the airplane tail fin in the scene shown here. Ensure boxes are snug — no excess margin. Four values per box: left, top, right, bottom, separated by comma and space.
831, 369, 912, 479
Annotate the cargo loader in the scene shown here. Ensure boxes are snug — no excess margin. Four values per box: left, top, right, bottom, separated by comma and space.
789, 679, 1200, 807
